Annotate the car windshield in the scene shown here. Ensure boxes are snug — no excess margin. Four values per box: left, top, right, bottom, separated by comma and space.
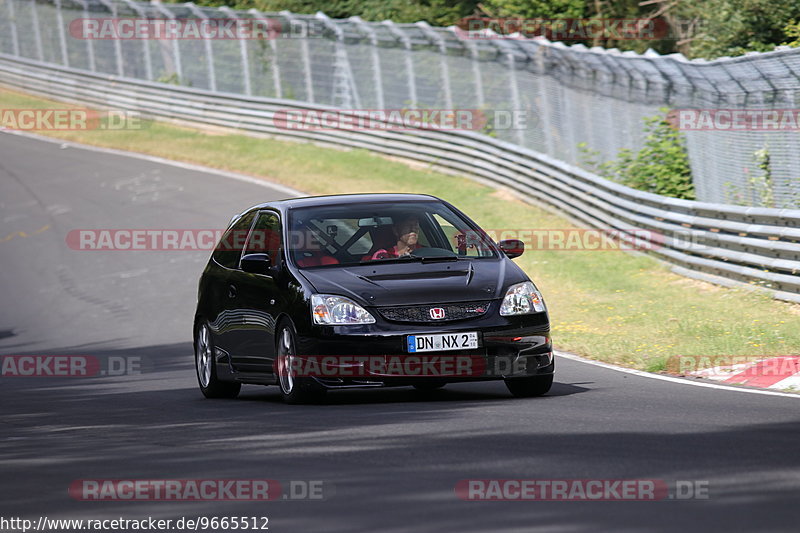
288, 200, 498, 268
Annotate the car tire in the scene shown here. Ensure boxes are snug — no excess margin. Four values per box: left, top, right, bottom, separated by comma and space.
276, 322, 327, 405
413, 381, 446, 391
504, 374, 553, 398
195, 322, 241, 399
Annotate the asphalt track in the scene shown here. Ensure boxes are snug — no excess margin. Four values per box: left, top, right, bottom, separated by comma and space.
1, 132, 800, 532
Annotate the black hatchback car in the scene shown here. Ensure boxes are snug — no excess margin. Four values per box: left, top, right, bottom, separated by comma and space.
194, 193, 554, 403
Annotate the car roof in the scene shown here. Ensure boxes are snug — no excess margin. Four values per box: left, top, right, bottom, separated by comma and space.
248, 193, 443, 212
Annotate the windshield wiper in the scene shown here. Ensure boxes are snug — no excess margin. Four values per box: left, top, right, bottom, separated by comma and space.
359, 251, 466, 265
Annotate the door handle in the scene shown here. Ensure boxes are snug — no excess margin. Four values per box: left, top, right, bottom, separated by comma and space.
228, 285, 237, 299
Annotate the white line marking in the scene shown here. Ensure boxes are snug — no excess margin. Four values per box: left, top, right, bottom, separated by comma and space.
0, 130, 306, 198
556, 351, 800, 399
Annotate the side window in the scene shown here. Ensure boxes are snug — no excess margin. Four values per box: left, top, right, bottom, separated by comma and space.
433, 214, 489, 257
320, 219, 371, 255
345, 225, 374, 255
212, 212, 256, 269
432, 214, 459, 253
244, 211, 283, 265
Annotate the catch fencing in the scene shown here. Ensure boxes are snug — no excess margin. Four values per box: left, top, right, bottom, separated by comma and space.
3, 0, 800, 206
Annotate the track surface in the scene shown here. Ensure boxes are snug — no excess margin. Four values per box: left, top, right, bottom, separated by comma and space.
1, 133, 799, 532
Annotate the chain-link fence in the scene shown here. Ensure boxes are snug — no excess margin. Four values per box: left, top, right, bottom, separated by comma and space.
2, 0, 800, 207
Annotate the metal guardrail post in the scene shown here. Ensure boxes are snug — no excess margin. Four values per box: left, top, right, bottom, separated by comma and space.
316, 11, 360, 108
778, 54, 800, 106
565, 44, 596, 153
280, 10, 314, 103
600, 52, 639, 157
669, 56, 704, 107
492, 39, 525, 146
746, 59, 779, 106
29, 0, 45, 61
381, 20, 417, 108
646, 55, 677, 106
6, 0, 20, 57
54, 0, 69, 66
716, 62, 748, 105
248, 8, 279, 98
151, 0, 183, 83
349, 16, 384, 109
97, 0, 124, 76
531, 43, 555, 156
452, 27, 484, 109
507, 43, 525, 146
220, 6, 251, 96
118, 0, 153, 80
415, 21, 452, 109
72, 0, 96, 71
184, 2, 217, 91
603, 52, 636, 152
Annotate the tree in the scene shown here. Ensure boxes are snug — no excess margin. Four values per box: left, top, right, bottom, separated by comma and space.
165, 0, 800, 59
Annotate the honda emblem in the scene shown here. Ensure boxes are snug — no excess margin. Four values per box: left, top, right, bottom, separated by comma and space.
429, 307, 446, 320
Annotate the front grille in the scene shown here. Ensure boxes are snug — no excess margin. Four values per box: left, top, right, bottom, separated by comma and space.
378, 301, 492, 323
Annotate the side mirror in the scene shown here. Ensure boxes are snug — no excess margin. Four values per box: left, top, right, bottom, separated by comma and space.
241, 253, 272, 274
498, 239, 524, 259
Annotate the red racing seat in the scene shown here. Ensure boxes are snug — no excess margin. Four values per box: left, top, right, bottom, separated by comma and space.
296, 251, 340, 267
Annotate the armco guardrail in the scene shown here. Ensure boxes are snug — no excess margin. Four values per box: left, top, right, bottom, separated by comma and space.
2, 54, 799, 302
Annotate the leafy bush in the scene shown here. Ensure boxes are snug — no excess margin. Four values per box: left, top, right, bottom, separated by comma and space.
579, 109, 695, 200
725, 146, 800, 208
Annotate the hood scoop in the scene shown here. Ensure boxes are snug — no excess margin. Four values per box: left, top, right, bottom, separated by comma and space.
364, 268, 469, 282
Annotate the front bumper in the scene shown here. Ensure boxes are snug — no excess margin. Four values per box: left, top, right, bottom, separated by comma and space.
294, 309, 553, 388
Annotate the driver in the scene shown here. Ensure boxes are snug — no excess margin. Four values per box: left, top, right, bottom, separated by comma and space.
370, 215, 423, 260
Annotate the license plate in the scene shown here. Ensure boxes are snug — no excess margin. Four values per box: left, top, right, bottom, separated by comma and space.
407, 332, 478, 353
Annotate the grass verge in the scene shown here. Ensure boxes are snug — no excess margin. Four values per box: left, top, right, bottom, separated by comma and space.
2, 87, 798, 372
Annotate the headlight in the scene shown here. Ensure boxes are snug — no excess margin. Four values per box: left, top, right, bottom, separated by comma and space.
500, 281, 546, 316
311, 294, 376, 325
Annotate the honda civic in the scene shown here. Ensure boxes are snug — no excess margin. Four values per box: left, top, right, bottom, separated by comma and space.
193, 193, 554, 403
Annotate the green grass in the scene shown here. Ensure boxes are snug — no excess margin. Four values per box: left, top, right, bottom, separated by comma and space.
3, 87, 799, 371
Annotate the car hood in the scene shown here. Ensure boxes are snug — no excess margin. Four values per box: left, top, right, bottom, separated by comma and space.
298, 259, 527, 307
